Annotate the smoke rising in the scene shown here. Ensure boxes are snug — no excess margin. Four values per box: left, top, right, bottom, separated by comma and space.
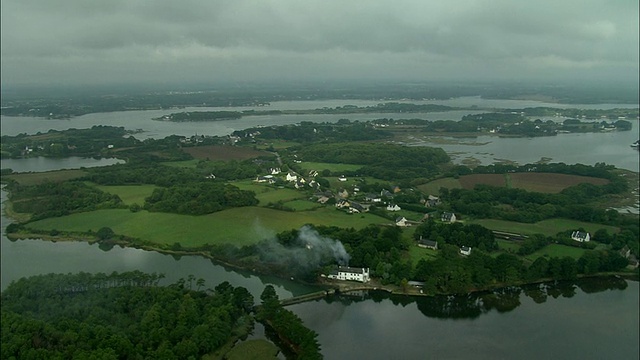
257, 225, 350, 270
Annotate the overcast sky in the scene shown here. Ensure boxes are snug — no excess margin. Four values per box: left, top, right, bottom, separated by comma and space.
1, 0, 638, 88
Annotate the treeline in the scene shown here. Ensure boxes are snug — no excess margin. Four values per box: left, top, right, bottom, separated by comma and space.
162, 111, 243, 121
257, 285, 322, 360
292, 143, 449, 181
85, 163, 203, 186
1, 125, 139, 158
6, 181, 123, 220
443, 182, 628, 224
465, 162, 618, 179
1, 272, 254, 359
413, 219, 498, 252
235, 121, 393, 143
413, 244, 629, 294
145, 183, 258, 215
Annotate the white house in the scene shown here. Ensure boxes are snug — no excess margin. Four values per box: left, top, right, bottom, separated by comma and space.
255, 175, 274, 183
571, 231, 590, 242
460, 246, 472, 256
395, 216, 409, 227
441, 212, 456, 223
327, 266, 370, 283
269, 167, 281, 175
386, 204, 401, 211
286, 172, 298, 182
338, 175, 348, 182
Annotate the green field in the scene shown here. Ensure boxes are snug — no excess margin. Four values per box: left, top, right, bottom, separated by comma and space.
5, 169, 88, 185
469, 218, 619, 237
496, 239, 521, 253
408, 244, 438, 264
283, 199, 321, 211
27, 206, 389, 247
524, 244, 588, 262
229, 181, 305, 205
417, 177, 462, 195
93, 184, 158, 205
256, 140, 300, 150
298, 162, 362, 173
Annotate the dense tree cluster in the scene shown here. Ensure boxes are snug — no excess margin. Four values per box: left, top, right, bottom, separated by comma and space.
257, 285, 322, 360
1, 272, 254, 360
413, 245, 629, 294
1, 126, 139, 158
85, 163, 203, 186
235, 121, 393, 143
444, 183, 627, 224
162, 111, 243, 121
413, 219, 498, 252
145, 182, 258, 215
7, 181, 122, 220
292, 143, 449, 180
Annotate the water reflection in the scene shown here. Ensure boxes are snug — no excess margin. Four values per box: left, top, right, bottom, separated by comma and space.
319, 277, 629, 320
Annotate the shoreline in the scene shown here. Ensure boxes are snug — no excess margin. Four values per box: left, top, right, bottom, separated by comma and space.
6, 232, 638, 301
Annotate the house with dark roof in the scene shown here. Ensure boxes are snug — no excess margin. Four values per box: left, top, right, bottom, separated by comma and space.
418, 238, 438, 250
571, 231, 590, 242
395, 216, 409, 227
441, 212, 456, 223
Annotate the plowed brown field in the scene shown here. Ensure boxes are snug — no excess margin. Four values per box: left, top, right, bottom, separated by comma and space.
509, 173, 609, 193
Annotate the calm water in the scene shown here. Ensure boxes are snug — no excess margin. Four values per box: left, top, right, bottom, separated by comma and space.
0, 156, 123, 173
408, 120, 640, 172
2, 98, 637, 171
290, 281, 639, 359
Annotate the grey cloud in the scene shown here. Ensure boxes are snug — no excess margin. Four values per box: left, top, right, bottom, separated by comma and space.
1, 0, 638, 87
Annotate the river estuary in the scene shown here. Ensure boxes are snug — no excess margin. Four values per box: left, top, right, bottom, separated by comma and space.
1, 97, 638, 359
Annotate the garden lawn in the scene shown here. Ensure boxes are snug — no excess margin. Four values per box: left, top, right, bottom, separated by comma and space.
469, 218, 619, 237
93, 184, 158, 205
408, 244, 438, 264
27, 207, 389, 247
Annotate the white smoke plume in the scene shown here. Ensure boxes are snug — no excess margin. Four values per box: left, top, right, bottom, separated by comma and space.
258, 225, 350, 269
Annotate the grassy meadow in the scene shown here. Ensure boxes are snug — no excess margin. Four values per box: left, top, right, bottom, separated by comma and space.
27, 206, 390, 247
417, 177, 462, 195
468, 218, 619, 237
93, 184, 158, 205
4, 169, 87, 185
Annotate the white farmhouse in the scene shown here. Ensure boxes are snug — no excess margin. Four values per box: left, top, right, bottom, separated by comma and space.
327, 266, 370, 283
386, 204, 401, 211
571, 231, 590, 242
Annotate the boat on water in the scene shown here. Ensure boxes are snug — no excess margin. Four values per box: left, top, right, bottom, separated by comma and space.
632, 140, 639, 150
